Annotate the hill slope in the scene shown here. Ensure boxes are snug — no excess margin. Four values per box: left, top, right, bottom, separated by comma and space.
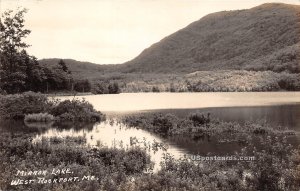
39, 59, 117, 80
121, 3, 300, 73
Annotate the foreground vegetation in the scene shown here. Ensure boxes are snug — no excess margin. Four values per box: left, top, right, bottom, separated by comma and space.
0, 132, 152, 191
0, 123, 299, 190
146, 136, 300, 191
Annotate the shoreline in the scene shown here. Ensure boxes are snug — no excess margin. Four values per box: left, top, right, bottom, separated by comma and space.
44, 92, 93, 97
44, 90, 297, 97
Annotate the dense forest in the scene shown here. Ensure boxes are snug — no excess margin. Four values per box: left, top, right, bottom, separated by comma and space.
121, 3, 300, 73
0, 9, 73, 94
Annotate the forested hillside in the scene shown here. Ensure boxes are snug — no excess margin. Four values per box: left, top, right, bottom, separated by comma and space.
121, 3, 300, 73
39, 59, 117, 80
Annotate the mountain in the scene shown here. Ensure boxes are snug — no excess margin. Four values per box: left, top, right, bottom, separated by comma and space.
39, 59, 117, 80
121, 3, 300, 73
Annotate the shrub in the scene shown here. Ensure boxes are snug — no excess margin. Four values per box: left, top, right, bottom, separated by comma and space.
50, 98, 105, 122
151, 114, 178, 134
188, 112, 210, 126
0, 91, 51, 119
0, 92, 105, 122
24, 113, 55, 122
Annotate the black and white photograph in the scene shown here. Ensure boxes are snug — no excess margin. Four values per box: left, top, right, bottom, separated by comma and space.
0, 0, 300, 190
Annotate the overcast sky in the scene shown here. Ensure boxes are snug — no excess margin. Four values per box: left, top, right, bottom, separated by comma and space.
1, 0, 300, 64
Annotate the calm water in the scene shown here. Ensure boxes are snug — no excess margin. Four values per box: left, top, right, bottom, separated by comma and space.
3, 92, 300, 170
55, 92, 300, 112
56, 92, 300, 129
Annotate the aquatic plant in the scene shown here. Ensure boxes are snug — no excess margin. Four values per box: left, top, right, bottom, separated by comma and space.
188, 112, 210, 126
122, 113, 295, 141
24, 113, 55, 122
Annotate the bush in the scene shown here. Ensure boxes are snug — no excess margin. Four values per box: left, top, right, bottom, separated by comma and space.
188, 112, 210, 126
50, 99, 105, 122
152, 114, 175, 134
24, 113, 55, 122
0, 92, 105, 122
0, 91, 51, 119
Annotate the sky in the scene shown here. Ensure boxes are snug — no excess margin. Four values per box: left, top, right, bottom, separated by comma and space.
1, 0, 300, 64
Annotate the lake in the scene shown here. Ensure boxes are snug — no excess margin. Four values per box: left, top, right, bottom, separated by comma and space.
55, 92, 300, 112
3, 92, 300, 171
56, 92, 300, 130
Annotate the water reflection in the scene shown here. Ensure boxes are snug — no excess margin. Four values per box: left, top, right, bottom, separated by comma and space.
33, 120, 184, 171
31, 118, 300, 172
0, 120, 49, 134
1, 99, 300, 171
139, 104, 300, 131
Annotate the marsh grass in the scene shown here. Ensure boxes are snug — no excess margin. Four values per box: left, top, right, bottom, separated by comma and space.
0, 132, 152, 191
122, 112, 295, 138
42, 136, 87, 145
24, 113, 55, 122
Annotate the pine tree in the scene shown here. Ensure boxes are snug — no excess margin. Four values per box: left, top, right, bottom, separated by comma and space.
0, 9, 31, 93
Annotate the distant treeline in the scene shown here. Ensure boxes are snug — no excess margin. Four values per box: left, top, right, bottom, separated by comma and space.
120, 70, 300, 92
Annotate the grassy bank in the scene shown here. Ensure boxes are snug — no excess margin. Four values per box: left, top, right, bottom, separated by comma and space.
44, 91, 93, 97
